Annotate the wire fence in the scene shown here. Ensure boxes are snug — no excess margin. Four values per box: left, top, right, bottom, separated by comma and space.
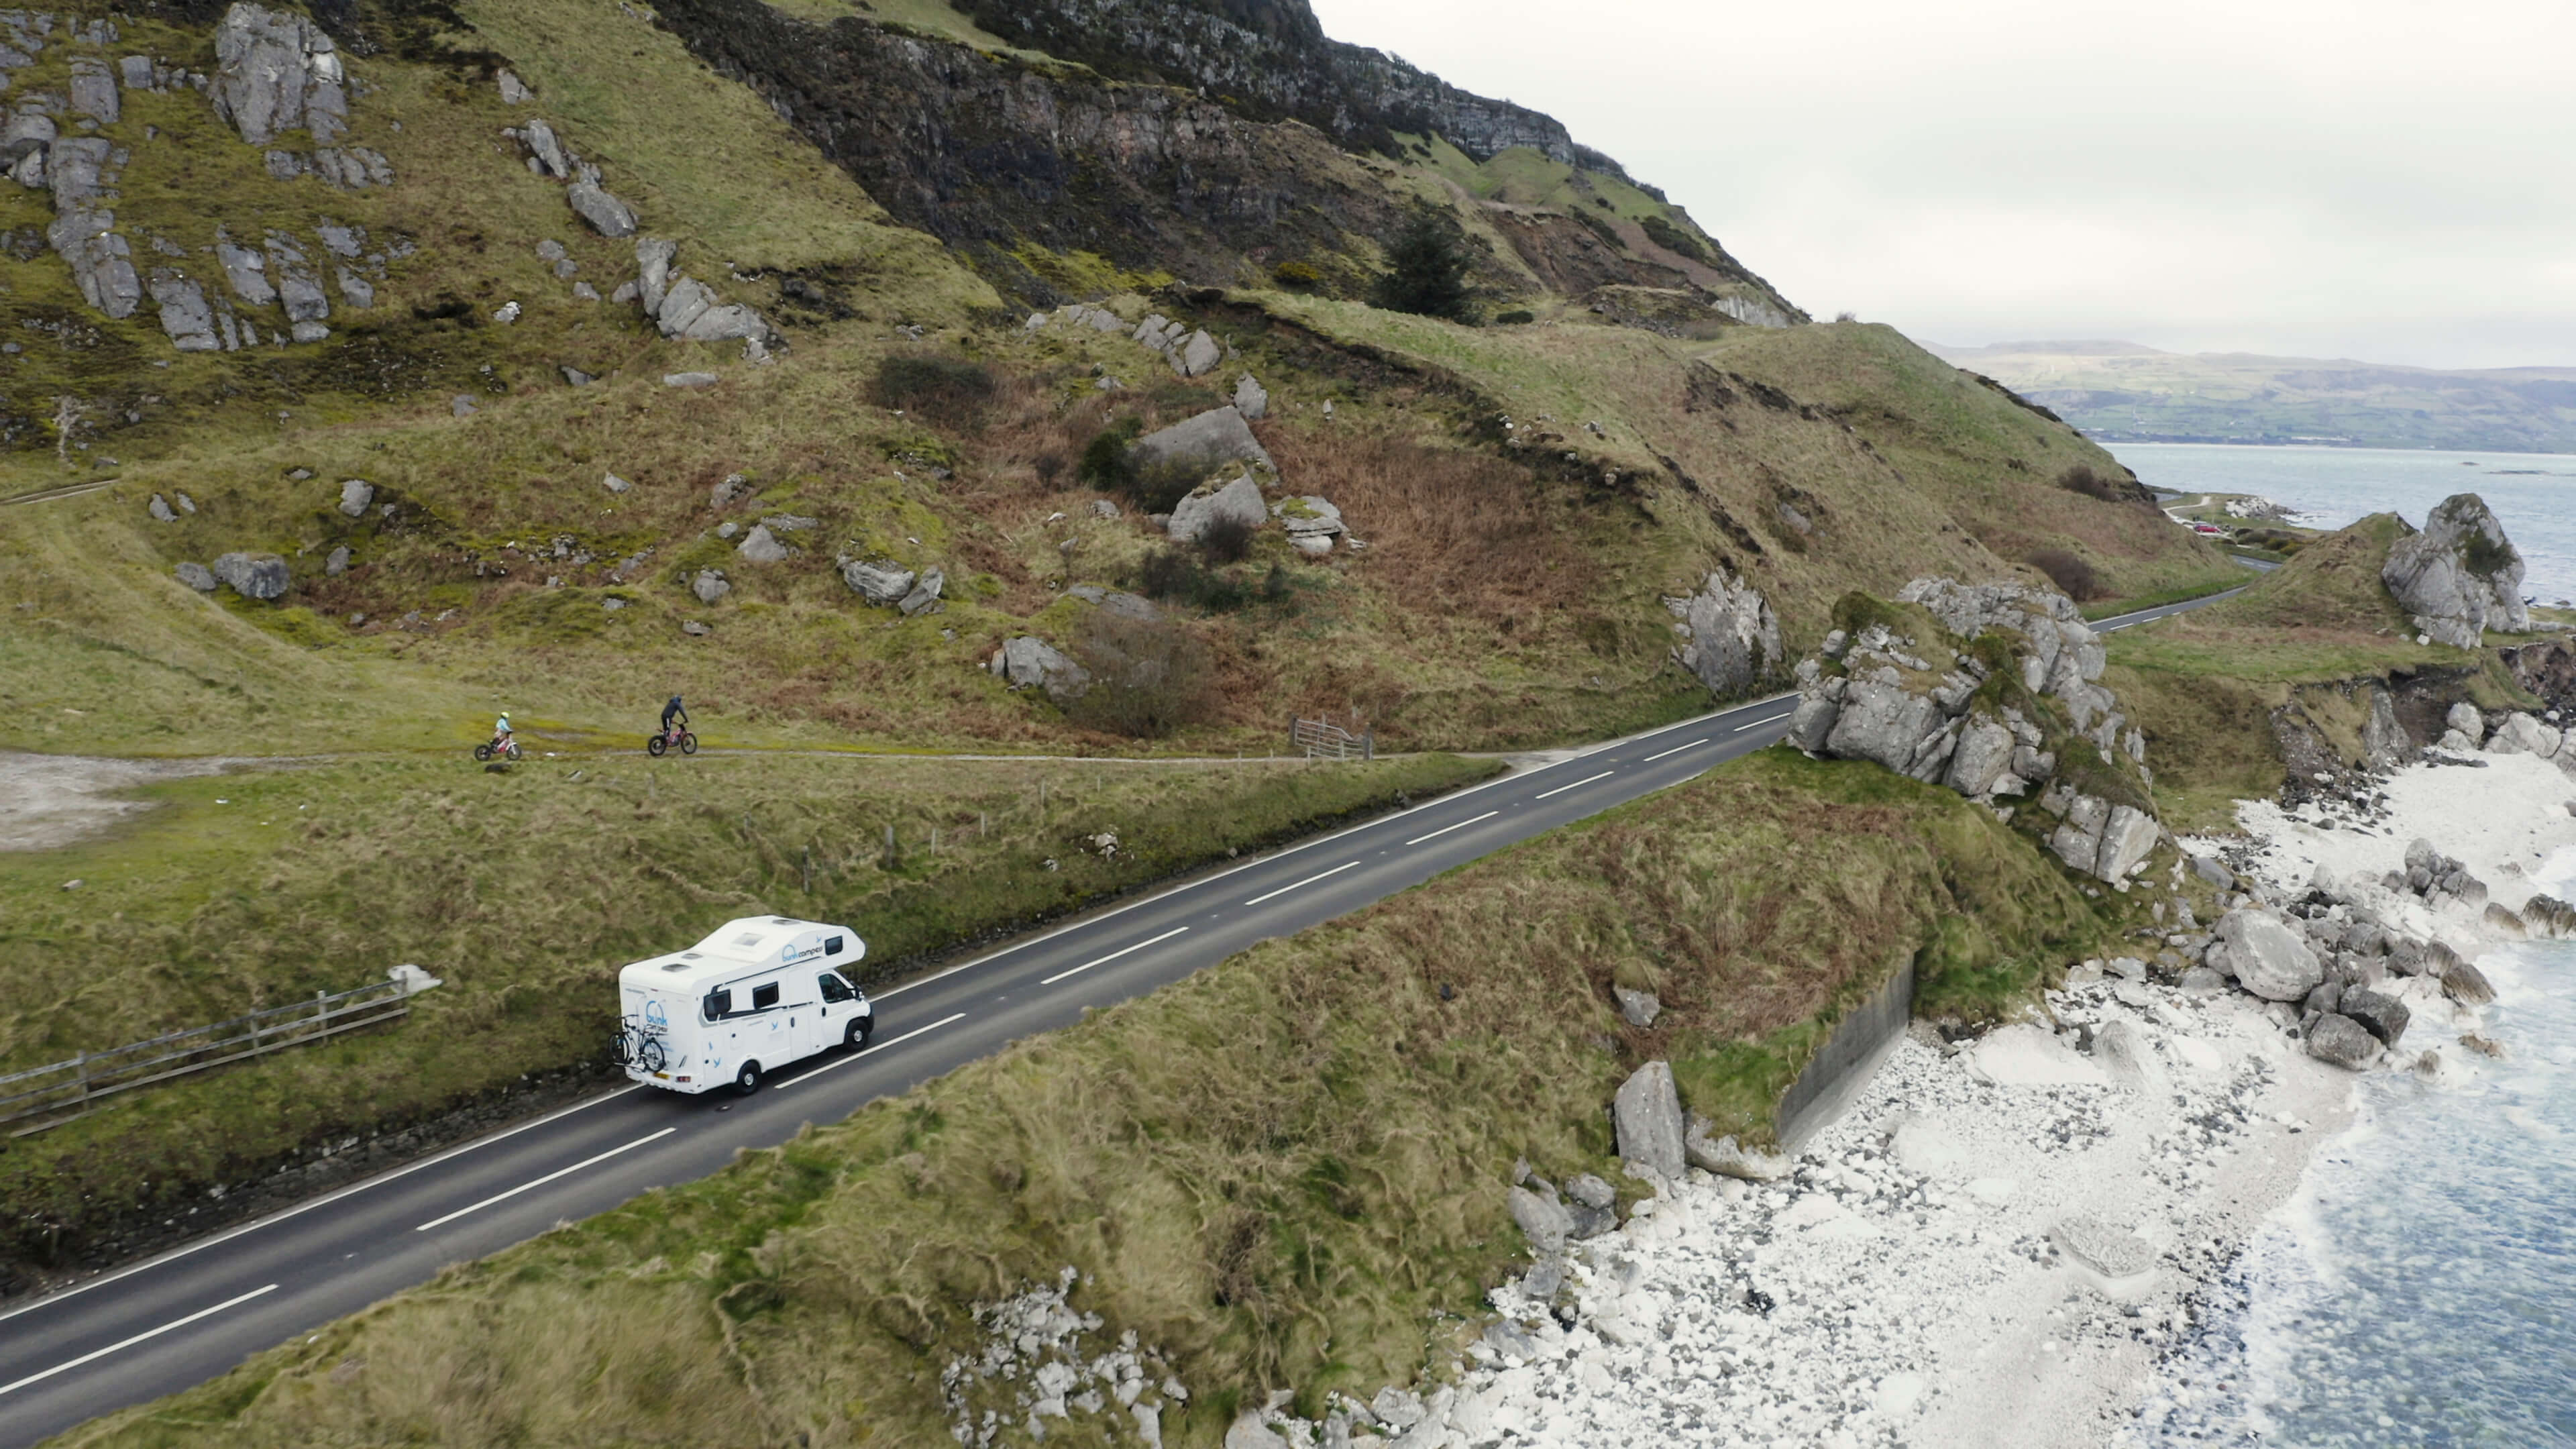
0, 979, 413, 1136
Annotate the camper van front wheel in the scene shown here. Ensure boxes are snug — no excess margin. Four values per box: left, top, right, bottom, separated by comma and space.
845, 1018, 874, 1050
734, 1061, 763, 1095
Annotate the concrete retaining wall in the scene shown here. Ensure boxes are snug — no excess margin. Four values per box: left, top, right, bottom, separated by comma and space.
1775, 953, 1916, 1151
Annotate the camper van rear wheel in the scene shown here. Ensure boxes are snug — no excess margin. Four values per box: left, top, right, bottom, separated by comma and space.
734, 1061, 762, 1095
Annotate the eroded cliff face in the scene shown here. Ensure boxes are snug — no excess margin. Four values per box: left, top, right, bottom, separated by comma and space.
646, 0, 1792, 313
947, 0, 1629, 175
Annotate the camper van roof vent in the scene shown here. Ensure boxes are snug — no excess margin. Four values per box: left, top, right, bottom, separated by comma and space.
683, 952, 702, 959
661, 961, 692, 972
772, 917, 796, 925
733, 932, 765, 947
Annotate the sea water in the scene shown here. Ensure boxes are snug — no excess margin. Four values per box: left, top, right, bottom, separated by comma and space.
2129, 852, 2576, 1446
2110, 443, 2576, 605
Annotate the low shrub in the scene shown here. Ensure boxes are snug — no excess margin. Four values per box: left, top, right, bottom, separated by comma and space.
1638, 213, 1714, 266
1067, 614, 1222, 738
1197, 513, 1256, 564
1495, 309, 1536, 325
1137, 549, 1249, 611
1273, 260, 1322, 290
2026, 547, 2106, 601
869, 352, 997, 425
1075, 425, 1139, 494
2055, 464, 2152, 508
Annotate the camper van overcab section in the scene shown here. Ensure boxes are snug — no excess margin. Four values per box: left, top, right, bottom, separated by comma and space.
616, 916, 872, 1095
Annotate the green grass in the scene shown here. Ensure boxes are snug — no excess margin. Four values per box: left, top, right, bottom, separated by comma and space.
0, 750, 1497, 1275
55, 748, 2117, 1449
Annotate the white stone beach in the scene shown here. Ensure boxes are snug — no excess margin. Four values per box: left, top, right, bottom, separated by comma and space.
1228, 748, 2576, 1449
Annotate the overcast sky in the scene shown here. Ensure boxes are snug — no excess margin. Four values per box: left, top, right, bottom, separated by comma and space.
1309, 0, 2576, 370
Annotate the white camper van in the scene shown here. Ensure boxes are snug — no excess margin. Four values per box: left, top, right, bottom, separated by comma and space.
616, 916, 873, 1095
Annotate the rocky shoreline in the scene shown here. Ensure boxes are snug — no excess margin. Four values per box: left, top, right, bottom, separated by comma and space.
1189, 747, 2576, 1449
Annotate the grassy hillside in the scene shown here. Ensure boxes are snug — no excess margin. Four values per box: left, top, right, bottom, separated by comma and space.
1929, 340, 2576, 453
56, 748, 2121, 1449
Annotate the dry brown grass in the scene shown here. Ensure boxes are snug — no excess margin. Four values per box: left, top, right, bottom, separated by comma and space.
1259, 425, 1586, 634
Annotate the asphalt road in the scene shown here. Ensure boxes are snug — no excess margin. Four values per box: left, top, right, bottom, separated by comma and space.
0, 590, 2239, 1446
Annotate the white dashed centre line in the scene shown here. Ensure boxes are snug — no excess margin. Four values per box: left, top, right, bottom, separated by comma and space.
1242, 861, 1361, 906
0, 1285, 279, 1399
1405, 810, 1499, 847
1038, 926, 1191, 986
1734, 713, 1792, 733
415, 1128, 676, 1233
1640, 738, 1708, 763
1532, 770, 1615, 801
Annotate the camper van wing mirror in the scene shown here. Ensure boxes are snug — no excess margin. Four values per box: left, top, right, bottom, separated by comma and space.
702, 988, 732, 1021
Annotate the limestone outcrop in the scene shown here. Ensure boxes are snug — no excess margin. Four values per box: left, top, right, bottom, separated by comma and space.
2382, 493, 2530, 647
1787, 578, 2163, 885
632, 236, 778, 353
1664, 570, 1782, 698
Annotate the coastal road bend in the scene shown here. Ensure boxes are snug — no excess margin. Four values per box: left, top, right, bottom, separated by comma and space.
0, 590, 2231, 1448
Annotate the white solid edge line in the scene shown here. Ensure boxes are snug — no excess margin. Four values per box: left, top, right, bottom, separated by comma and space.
0, 1283, 278, 1398
0, 1083, 645, 1328
1039, 926, 1192, 986
873, 695, 1793, 1002
415, 1128, 676, 1234
1532, 769, 1615, 802
778, 1013, 967, 1089
1405, 810, 1499, 847
1242, 860, 1361, 907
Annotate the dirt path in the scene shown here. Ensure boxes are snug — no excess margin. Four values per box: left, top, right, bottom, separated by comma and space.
0, 752, 227, 851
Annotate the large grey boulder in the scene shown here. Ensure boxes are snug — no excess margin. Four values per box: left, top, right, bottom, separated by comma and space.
211, 551, 289, 600
735, 524, 790, 564
2446, 702, 2486, 745
516, 118, 574, 179
896, 566, 945, 616
47, 137, 113, 211
174, 561, 217, 592
634, 236, 677, 314
1172, 329, 1222, 378
2218, 907, 2324, 1002
1133, 406, 1275, 477
2362, 688, 2408, 766
49, 205, 142, 319
841, 559, 914, 606
2383, 494, 2530, 647
150, 272, 220, 352
1232, 373, 1269, 420
567, 179, 637, 239
2485, 712, 2561, 759
1613, 1061, 1686, 1183
1665, 571, 1783, 698
211, 3, 348, 148
2304, 1013, 2381, 1070
336, 478, 373, 517
692, 569, 731, 604
1506, 1185, 1573, 1254
1165, 472, 1268, 545
2094, 804, 2161, 882
2337, 987, 2409, 1046
1823, 680, 1945, 775
68, 58, 119, 123
992, 636, 1091, 703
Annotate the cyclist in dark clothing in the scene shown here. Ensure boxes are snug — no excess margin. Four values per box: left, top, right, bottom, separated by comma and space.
661, 696, 688, 736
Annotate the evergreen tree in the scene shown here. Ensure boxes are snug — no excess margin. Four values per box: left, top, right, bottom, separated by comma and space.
1368, 212, 1474, 321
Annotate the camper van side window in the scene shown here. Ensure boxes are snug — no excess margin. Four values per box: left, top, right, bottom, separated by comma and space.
703, 989, 732, 1021
818, 973, 853, 1004
826, 935, 845, 957
751, 981, 781, 1011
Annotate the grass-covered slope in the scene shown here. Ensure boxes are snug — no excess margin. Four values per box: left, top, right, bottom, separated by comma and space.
55, 749, 2114, 1449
